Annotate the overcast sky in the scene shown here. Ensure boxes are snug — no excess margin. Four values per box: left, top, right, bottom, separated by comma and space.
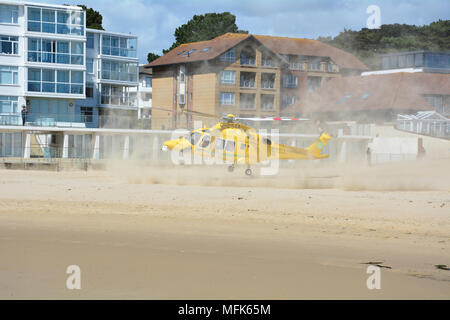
31, 0, 449, 64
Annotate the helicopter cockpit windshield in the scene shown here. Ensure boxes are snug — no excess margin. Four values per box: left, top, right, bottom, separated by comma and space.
189, 132, 202, 145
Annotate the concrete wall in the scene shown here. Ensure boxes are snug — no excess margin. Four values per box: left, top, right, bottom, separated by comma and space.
374, 125, 450, 159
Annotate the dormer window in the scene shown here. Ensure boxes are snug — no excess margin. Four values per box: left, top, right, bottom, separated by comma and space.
220, 49, 236, 62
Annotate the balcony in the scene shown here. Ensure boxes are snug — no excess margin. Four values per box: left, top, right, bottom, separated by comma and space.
240, 46, 256, 67
101, 94, 137, 108
261, 94, 275, 111
261, 73, 275, 90
240, 93, 255, 110
240, 72, 256, 89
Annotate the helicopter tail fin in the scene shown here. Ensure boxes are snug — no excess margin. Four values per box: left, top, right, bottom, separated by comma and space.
305, 132, 332, 159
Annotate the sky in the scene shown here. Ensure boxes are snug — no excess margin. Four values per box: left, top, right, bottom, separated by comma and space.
30, 0, 450, 64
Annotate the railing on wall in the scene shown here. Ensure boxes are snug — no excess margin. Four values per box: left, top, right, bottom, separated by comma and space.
0, 113, 151, 129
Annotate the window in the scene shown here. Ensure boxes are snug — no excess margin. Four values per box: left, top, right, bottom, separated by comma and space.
27, 68, 84, 94
70, 42, 83, 65
0, 36, 19, 55
414, 53, 424, 67
85, 82, 94, 98
102, 35, 137, 58
282, 95, 296, 107
179, 94, 185, 105
0, 4, 18, 24
220, 92, 235, 105
177, 50, 185, 56
424, 95, 445, 113
80, 106, 93, 122
224, 140, 235, 153
71, 71, 83, 94
0, 96, 18, 113
101, 60, 138, 82
28, 38, 84, 65
215, 138, 224, 150
200, 135, 211, 148
201, 47, 211, 52
0, 66, 18, 85
336, 94, 352, 104
27, 8, 84, 36
283, 74, 298, 88
406, 54, 414, 67
306, 76, 322, 91
86, 58, 94, 74
101, 84, 135, 107
184, 49, 196, 56
144, 76, 152, 87
221, 49, 236, 62
189, 132, 202, 145
220, 70, 235, 84
87, 33, 94, 49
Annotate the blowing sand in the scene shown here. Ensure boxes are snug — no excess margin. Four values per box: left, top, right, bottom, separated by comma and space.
0, 160, 449, 299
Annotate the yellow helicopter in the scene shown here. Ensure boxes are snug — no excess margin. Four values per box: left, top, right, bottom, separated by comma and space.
157, 108, 331, 176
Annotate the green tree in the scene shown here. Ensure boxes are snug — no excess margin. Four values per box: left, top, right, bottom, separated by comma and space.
147, 52, 161, 63
78, 4, 104, 30
318, 20, 449, 70
163, 12, 247, 54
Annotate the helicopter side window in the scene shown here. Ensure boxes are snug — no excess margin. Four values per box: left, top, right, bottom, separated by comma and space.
189, 132, 202, 145
215, 138, 225, 150
224, 140, 236, 153
200, 135, 211, 148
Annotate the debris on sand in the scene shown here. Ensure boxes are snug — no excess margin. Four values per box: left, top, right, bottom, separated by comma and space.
434, 264, 450, 271
361, 262, 392, 269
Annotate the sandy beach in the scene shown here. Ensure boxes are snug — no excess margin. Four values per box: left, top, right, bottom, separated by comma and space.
0, 161, 449, 299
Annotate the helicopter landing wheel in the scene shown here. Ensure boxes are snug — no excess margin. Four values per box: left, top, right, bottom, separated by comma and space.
228, 165, 235, 173
245, 168, 253, 176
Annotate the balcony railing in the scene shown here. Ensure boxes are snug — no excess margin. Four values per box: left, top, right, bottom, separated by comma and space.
101, 94, 137, 107
240, 80, 255, 88
261, 81, 275, 89
261, 104, 275, 111
262, 59, 274, 67
308, 63, 321, 71
240, 103, 255, 110
0, 113, 151, 129
289, 62, 304, 70
241, 57, 256, 66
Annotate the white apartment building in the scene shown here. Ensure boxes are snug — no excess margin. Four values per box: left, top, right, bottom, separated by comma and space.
78, 28, 139, 128
129, 65, 152, 120
0, 0, 139, 130
0, 0, 86, 127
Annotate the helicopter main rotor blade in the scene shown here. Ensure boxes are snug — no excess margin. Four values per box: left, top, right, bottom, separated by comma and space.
236, 117, 310, 122
151, 107, 220, 119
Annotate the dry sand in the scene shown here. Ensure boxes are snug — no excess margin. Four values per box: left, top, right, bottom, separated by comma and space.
0, 160, 449, 299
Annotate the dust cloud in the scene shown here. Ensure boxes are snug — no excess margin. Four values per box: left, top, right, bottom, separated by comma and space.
104, 157, 450, 192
